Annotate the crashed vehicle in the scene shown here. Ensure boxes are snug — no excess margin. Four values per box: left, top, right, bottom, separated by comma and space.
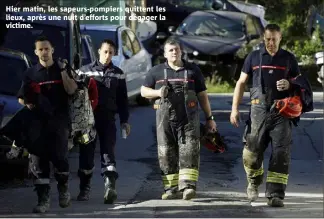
146, 0, 267, 66
148, 0, 267, 37
178, 0, 268, 27
166, 10, 264, 81
315, 51, 324, 86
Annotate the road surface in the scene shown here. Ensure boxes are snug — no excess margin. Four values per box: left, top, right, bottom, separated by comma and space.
0, 92, 323, 217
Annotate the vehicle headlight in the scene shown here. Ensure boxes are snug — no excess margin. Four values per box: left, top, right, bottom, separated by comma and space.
193, 51, 199, 56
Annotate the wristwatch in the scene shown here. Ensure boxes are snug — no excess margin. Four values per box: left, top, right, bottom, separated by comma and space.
206, 115, 214, 121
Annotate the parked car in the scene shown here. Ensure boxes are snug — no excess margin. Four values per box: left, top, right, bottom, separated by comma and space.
164, 10, 264, 81
0, 11, 82, 69
81, 34, 97, 65
315, 51, 324, 86
80, 24, 152, 104
0, 48, 32, 160
0, 48, 32, 125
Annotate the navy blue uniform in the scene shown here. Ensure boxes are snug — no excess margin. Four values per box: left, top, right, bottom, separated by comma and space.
241, 46, 300, 200
77, 60, 129, 179
144, 61, 206, 195
17, 61, 70, 186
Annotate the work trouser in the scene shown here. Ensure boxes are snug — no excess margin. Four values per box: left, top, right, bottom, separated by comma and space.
29, 114, 70, 185
87, 107, 117, 179
156, 97, 200, 193
77, 127, 97, 176
243, 103, 292, 199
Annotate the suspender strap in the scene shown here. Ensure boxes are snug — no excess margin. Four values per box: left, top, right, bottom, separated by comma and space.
259, 49, 265, 93
163, 69, 168, 86
285, 58, 290, 78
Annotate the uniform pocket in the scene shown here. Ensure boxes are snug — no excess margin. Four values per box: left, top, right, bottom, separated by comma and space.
185, 90, 198, 118
250, 87, 260, 100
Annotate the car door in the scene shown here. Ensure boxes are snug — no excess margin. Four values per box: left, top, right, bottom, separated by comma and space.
0, 53, 28, 126
125, 29, 151, 97
120, 29, 139, 97
121, 29, 145, 98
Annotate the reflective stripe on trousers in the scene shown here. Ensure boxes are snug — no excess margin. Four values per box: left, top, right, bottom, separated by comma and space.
242, 103, 292, 199
266, 171, 289, 185
156, 70, 200, 192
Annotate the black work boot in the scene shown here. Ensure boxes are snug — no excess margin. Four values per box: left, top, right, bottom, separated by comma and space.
32, 184, 50, 213
57, 182, 71, 208
77, 170, 92, 201
183, 188, 196, 200
55, 174, 71, 208
267, 197, 284, 207
104, 176, 117, 204
247, 183, 259, 202
161, 190, 182, 200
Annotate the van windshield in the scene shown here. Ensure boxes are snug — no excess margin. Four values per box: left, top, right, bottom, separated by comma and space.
81, 30, 118, 55
1, 23, 70, 65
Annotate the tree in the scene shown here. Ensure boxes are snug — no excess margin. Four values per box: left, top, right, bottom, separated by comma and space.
249, 0, 324, 47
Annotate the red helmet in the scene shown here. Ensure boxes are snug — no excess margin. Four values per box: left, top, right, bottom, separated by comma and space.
200, 123, 227, 153
275, 96, 303, 118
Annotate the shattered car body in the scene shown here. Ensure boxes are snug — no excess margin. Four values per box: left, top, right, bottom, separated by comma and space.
315, 51, 324, 86
168, 10, 264, 81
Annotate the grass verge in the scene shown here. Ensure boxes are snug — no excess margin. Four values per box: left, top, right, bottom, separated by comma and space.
206, 81, 235, 93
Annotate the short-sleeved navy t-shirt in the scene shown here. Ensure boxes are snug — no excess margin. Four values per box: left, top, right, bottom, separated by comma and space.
143, 61, 207, 94
17, 61, 69, 114
242, 46, 300, 100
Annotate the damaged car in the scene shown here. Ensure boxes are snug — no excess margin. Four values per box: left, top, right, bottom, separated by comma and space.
166, 10, 264, 82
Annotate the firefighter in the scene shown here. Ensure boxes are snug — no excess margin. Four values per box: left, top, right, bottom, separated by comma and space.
17, 35, 78, 213
230, 24, 301, 207
76, 39, 130, 204
141, 38, 216, 200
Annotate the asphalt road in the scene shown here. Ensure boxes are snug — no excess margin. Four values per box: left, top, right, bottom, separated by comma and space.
0, 92, 323, 217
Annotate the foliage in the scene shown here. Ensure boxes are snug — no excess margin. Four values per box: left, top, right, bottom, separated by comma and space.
289, 26, 324, 64
249, 0, 324, 47
205, 76, 235, 93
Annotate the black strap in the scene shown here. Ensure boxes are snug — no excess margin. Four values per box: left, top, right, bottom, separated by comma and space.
184, 69, 188, 82
285, 57, 290, 79
183, 69, 189, 94
163, 69, 168, 86
259, 49, 265, 93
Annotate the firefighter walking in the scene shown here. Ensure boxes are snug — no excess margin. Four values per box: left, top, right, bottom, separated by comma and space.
76, 39, 130, 204
16, 36, 78, 213
141, 39, 216, 200
230, 24, 301, 207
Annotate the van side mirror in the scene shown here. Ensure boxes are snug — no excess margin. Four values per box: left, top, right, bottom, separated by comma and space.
156, 32, 167, 40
